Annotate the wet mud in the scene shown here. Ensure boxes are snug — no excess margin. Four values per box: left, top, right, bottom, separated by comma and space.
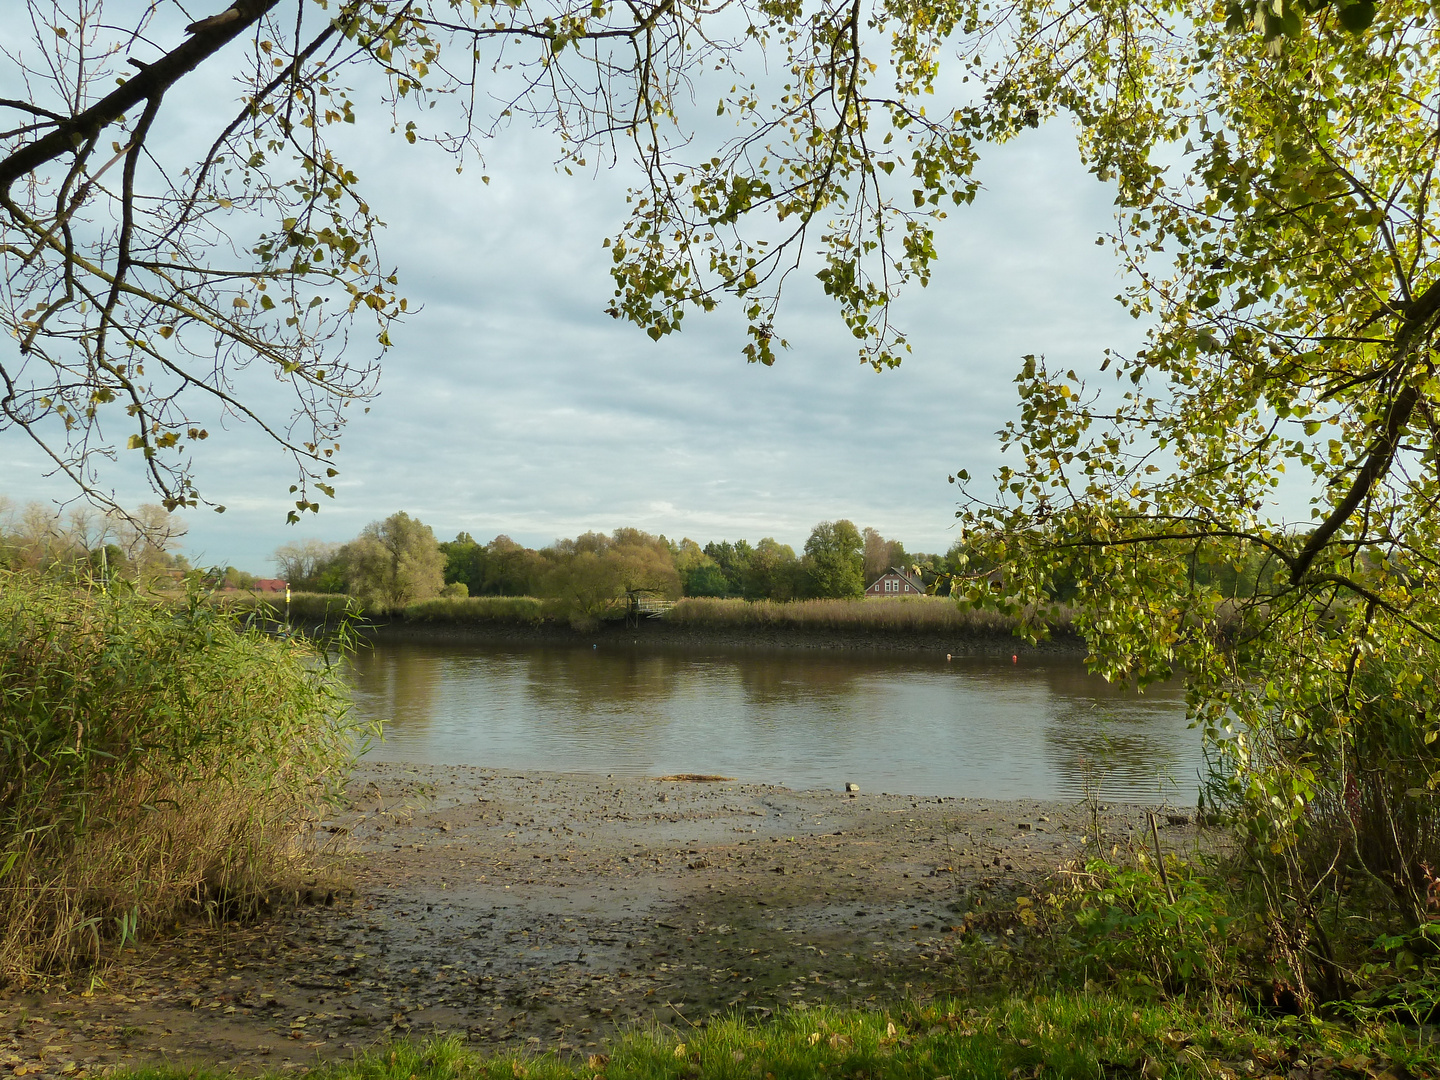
0, 765, 1198, 1077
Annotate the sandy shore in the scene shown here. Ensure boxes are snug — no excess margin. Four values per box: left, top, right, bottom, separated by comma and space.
0, 765, 1200, 1077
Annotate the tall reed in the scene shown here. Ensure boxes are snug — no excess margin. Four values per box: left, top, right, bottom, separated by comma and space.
219, 589, 364, 623
401, 595, 555, 623
0, 572, 367, 986
664, 595, 1056, 635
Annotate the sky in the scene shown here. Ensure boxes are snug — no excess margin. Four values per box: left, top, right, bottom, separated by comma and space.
1, 14, 1145, 575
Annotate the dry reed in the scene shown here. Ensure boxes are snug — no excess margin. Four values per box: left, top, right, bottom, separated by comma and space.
665, 595, 1051, 635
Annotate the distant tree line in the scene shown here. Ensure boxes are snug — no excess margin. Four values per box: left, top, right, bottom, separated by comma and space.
271, 514, 968, 613
0, 495, 201, 584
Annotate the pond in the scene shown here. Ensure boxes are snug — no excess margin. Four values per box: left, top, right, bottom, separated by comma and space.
348, 640, 1202, 804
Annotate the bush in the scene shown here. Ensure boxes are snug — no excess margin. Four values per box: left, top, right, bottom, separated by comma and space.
0, 572, 366, 986
1058, 855, 1253, 996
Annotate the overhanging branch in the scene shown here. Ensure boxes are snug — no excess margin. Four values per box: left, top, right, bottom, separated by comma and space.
0, 1, 279, 197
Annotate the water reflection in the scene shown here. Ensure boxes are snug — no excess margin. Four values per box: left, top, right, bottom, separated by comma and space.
348, 642, 1200, 803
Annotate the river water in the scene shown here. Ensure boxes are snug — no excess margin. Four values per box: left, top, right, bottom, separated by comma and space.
348, 641, 1202, 804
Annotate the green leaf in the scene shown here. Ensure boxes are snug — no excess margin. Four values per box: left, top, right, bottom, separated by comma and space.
1336, 0, 1375, 30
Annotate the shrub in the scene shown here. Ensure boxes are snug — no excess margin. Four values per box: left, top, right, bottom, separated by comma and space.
0, 572, 367, 986
1058, 855, 1253, 997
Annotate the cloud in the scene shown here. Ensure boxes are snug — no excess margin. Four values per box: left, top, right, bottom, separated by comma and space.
2, 45, 1143, 573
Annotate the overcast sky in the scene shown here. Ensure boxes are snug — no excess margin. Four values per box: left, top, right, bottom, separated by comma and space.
2, 23, 1143, 575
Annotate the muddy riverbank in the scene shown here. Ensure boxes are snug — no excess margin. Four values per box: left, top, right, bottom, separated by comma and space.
0, 766, 1201, 1078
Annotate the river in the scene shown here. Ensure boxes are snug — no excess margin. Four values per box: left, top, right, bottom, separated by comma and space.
348, 640, 1201, 804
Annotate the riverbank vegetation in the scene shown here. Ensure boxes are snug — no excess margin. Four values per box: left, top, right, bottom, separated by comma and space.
5, 0, 1440, 1066
0, 571, 365, 986
103, 993, 1440, 1080
273, 517, 943, 613
223, 590, 1042, 640
663, 596, 1035, 636
945, 0, 1440, 1031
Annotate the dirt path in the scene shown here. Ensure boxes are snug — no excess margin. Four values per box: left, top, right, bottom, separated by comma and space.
0, 765, 1198, 1078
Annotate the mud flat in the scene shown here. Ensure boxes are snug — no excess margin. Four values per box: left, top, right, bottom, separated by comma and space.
0, 765, 1201, 1078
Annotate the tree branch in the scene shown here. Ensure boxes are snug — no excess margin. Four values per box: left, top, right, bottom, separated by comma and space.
0, 1, 279, 197
1290, 278, 1440, 583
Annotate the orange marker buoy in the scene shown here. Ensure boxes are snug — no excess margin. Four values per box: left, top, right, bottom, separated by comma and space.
1012, 654, 1018, 664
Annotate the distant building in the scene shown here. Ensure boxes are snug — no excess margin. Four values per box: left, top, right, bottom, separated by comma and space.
864, 567, 925, 598
250, 578, 287, 592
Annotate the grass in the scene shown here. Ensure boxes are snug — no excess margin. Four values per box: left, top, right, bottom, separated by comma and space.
0, 572, 366, 986
107, 992, 1440, 1080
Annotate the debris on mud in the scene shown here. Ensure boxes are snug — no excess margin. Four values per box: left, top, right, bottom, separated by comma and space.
0, 765, 1189, 1077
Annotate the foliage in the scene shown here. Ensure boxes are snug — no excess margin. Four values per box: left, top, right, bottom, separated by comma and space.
541, 529, 680, 628
439, 534, 487, 597
1053, 856, 1254, 997
683, 563, 732, 597
742, 538, 803, 601
345, 512, 446, 612
944, 0, 1440, 996
272, 539, 345, 593
0, 0, 1007, 514
220, 589, 364, 625
433, 534, 548, 598
278, 519, 1007, 621
702, 540, 754, 596
0, 571, 365, 985
801, 520, 865, 599
863, 527, 910, 587
672, 539, 728, 596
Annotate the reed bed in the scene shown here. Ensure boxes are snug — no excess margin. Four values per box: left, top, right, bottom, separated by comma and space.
401, 596, 556, 624
217, 591, 1072, 638
218, 590, 365, 623
665, 595, 1050, 635
0, 573, 364, 987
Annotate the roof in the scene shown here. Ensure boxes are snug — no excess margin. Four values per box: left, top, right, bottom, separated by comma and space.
866, 567, 926, 593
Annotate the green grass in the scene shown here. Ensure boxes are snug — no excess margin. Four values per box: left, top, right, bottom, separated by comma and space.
107, 992, 1440, 1080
